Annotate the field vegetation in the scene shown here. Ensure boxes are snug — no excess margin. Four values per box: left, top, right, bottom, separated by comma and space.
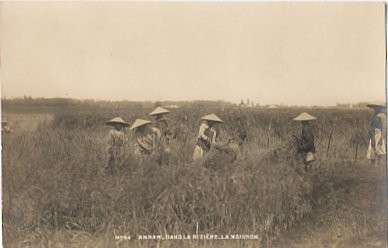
2, 99, 386, 247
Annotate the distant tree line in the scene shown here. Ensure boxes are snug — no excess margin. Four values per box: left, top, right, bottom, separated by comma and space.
1, 97, 236, 113
1, 97, 371, 113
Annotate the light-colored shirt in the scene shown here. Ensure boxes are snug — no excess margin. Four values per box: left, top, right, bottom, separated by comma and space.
108, 129, 125, 148
151, 127, 162, 140
135, 133, 158, 155
197, 122, 217, 144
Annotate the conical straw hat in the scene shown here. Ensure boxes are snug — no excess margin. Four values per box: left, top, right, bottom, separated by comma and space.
293, 112, 317, 121
105, 117, 129, 127
200, 114, 224, 123
130, 119, 152, 130
150, 107, 170, 116
366, 101, 386, 108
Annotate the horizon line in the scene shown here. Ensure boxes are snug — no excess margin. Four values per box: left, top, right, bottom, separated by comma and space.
1, 96, 384, 107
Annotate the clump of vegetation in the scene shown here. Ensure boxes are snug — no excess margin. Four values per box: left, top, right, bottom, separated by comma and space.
3, 125, 312, 246
2, 103, 380, 247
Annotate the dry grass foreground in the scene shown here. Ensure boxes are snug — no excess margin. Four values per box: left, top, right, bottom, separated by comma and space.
2, 108, 386, 247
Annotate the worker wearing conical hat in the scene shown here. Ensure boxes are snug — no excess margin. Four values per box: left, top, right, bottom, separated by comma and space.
193, 114, 224, 160
150, 106, 172, 143
130, 119, 160, 157
150, 107, 173, 164
150, 106, 170, 119
366, 101, 386, 166
105, 117, 129, 175
293, 112, 317, 171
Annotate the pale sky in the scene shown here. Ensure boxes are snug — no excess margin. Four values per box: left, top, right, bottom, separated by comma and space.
1, 2, 386, 106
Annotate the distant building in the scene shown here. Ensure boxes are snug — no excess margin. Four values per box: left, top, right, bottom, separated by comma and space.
335, 103, 356, 109
166, 104, 179, 109
238, 100, 257, 108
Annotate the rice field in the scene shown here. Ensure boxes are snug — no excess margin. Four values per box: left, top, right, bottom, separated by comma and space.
1, 100, 386, 247
2, 113, 54, 132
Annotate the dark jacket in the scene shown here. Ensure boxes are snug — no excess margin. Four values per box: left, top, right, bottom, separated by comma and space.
370, 115, 383, 130
298, 125, 315, 153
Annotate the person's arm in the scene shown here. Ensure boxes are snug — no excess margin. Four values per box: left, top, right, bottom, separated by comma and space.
380, 114, 387, 139
152, 127, 162, 140
198, 123, 210, 142
210, 128, 217, 144
137, 136, 153, 154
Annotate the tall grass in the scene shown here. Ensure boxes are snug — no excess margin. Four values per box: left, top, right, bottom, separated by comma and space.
2, 107, 376, 247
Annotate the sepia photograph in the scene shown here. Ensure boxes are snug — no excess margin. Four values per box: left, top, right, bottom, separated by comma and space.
1, 2, 387, 247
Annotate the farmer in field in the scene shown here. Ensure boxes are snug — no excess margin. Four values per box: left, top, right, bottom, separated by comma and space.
105, 117, 129, 174
130, 119, 161, 157
150, 106, 172, 148
293, 112, 317, 171
366, 101, 386, 166
193, 114, 224, 160
150, 106, 171, 132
